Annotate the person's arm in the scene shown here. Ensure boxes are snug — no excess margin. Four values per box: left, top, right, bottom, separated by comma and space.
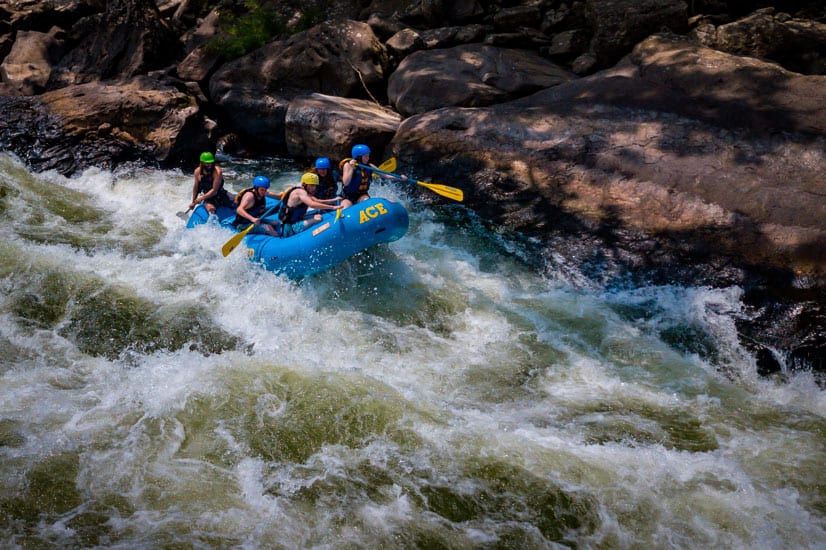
190, 169, 201, 208
299, 192, 341, 211
235, 194, 260, 224
370, 163, 408, 182
341, 162, 355, 187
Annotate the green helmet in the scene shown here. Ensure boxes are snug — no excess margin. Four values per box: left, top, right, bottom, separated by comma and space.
199, 152, 215, 163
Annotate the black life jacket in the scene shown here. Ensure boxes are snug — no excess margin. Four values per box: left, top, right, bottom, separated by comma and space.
278, 186, 309, 225
197, 170, 224, 195
232, 187, 267, 226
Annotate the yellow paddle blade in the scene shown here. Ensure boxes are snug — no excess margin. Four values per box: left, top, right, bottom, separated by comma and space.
417, 180, 464, 202
334, 208, 341, 224
221, 223, 254, 257
378, 157, 397, 172
372, 157, 397, 178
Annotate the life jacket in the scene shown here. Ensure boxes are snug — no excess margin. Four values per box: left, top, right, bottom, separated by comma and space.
339, 158, 371, 198
278, 186, 309, 225
232, 187, 267, 226
311, 167, 340, 200
197, 170, 224, 195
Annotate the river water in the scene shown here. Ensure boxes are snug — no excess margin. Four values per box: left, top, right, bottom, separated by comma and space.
0, 152, 824, 548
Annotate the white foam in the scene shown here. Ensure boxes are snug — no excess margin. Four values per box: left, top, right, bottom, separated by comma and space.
1, 154, 825, 547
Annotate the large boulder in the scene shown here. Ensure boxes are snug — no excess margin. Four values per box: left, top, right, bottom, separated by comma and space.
692, 8, 826, 75
0, 0, 105, 31
418, 24, 491, 49
284, 93, 402, 161
209, 19, 386, 151
175, 7, 222, 84
586, 0, 689, 68
0, 76, 208, 174
390, 33, 826, 276
388, 43, 574, 116
0, 27, 65, 95
42, 76, 207, 161
47, 0, 182, 88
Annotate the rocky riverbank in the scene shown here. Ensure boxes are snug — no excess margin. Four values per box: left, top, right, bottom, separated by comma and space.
0, 0, 824, 378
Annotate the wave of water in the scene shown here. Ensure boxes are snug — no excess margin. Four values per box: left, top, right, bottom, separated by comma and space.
0, 153, 824, 548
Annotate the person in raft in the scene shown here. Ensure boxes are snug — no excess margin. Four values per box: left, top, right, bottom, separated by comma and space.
339, 144, 407, 208
233, 175, 281, 236
279, 172, 342, 237
309, 157, 340, 201
190, 152, 234, 215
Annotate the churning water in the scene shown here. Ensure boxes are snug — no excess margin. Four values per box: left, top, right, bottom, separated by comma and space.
0, 152, 824, 548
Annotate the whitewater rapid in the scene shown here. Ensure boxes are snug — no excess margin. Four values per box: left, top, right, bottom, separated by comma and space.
0, 153, 824, 548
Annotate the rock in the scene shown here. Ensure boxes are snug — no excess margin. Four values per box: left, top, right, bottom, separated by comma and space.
284, 93, 402, 161
543, 29, 590, 60
0, 33, 13, 62
209, 19, 386, 151
389, 31, 826, 373
447, 0, 485, 23
586, 0, 689, 68
388, 43, 575, 116
693, 8, 826, 75
176, 44, 221, 84
421, 0, 447, 25
157, 0, 208, 25
47, 0, 182, 89
541, 3, 588, 34
0, 77, 208, 174
0, 93, 150, 174
389, 33, 826, 276
175, 7, 222, 84
180, 6, 220, 52
418, 24, 490, 49
484, 32, 541, 49
493, 5, 543, 31
366, 12, 408, 41
44, 77, 206, 161
386, 28, 425, 60
0, 27, 65, 95
571, 52, 597, 75
628, 33, 826, 134
0, 0, 105, 31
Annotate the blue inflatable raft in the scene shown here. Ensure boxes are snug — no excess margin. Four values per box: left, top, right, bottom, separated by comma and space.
186, 197, 409, 278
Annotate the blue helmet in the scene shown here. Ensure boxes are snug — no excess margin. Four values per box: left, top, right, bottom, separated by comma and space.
253, 175, 270, 188
352, 144, 370, 158
314, 157, 331, 169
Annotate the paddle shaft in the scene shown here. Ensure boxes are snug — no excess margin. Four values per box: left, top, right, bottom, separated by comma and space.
221, 204, 279, 257
357, 164, 464, 202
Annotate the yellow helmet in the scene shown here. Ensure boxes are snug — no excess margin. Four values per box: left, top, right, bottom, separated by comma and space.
300, 172, 319, 185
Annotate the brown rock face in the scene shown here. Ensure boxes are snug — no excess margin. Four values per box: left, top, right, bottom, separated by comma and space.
285, 93, 402, 161
0, 77, 207, 174
209, 19, 386, 150
0, 27, 65, 95
390, 34, 826, 275
586, 0, 689, 68
41, 77, 203, 160
693, 7, 826, 75
388, 44, 575, 116
47, 0, 181, 88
